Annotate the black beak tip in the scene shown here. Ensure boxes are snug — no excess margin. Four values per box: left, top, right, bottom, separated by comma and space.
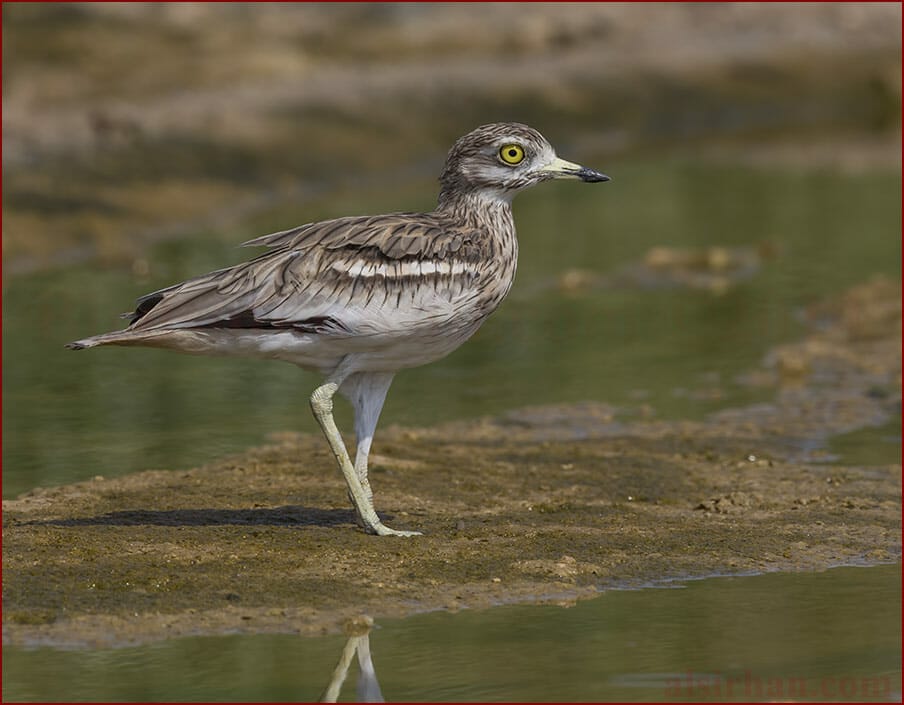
578, 167, 611, 183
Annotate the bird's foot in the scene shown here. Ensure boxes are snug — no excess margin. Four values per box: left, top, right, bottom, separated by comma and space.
367, 522, 423, 537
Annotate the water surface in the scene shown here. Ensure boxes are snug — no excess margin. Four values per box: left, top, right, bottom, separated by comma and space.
3, 564, 900, 702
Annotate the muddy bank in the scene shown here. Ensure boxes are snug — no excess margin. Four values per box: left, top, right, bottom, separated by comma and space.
3, 277, 899, 648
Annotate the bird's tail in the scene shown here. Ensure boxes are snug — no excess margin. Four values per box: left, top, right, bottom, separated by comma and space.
65, 329, 163, 350
66, 332, 122, 350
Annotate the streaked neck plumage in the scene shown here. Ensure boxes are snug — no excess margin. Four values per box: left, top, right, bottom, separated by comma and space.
435, 186, 519, 308
435, 187, 516, 231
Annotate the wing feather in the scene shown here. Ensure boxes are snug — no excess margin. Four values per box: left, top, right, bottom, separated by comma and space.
243, 213, 477, 261
125, 213, 484, 335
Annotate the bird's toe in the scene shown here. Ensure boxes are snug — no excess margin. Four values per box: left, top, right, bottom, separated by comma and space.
371, 523, 423, 538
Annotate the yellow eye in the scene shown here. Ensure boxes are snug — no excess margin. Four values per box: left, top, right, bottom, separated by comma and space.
499, 144, 525, 165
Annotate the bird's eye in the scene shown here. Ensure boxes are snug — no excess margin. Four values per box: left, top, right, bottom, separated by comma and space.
499, 144, 525, 165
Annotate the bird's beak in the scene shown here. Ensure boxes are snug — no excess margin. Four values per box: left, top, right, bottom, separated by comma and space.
540, 156, 610, 183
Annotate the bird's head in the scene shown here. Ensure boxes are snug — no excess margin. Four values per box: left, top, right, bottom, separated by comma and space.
438, 122, 609, 205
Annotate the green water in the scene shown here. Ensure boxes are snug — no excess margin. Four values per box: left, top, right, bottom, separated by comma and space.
2, 155, 900, 498
3, 564, 900, 702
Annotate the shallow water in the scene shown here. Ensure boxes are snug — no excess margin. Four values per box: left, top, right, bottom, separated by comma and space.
2, 153, 900, 497
3, 564, 900, 702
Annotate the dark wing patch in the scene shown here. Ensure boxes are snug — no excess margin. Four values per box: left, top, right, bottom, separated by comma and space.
195, 311, 347, 333
122, 292, 165, 324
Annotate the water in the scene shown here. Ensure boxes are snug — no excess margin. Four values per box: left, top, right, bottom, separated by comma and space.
3, 564, 900, 702
2, 155, 900, 497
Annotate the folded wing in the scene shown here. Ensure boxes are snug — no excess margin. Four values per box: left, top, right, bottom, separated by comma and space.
124, 213, 484, 336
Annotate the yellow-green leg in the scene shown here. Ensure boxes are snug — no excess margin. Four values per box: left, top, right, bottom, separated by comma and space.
310, 379, 420, 537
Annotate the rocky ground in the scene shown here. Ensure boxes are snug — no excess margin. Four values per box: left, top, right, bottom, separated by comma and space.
3, 277, 900, 648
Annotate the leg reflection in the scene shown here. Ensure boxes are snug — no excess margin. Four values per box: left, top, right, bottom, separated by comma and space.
320, 615, 384, 703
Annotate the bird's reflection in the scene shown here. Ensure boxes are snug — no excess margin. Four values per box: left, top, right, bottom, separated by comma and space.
320, 615, 384, 703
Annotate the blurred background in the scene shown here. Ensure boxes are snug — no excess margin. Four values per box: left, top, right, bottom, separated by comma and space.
3, 2, 901, 496
3, 2, 901, 271
2, 4, 901, 702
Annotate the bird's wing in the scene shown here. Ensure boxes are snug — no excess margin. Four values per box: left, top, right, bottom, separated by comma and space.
241, 213, 474, 259
125, 213, 483, 335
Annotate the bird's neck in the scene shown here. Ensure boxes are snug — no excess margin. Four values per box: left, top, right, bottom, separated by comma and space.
435, 188, 515, 229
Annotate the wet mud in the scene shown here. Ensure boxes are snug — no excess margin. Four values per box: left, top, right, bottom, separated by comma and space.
3, 278, 900, 648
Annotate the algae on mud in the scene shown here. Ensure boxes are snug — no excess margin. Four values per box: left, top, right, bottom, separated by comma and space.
2, 278, 900, 648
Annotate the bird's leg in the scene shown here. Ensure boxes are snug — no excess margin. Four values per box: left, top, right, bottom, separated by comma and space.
344, 371, 423, 537
310, 381, 382, 533
344, 372, 394, 504
310, 378, 420, 537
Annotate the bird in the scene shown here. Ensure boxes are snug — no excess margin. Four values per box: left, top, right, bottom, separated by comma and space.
67, 122, 609, 536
